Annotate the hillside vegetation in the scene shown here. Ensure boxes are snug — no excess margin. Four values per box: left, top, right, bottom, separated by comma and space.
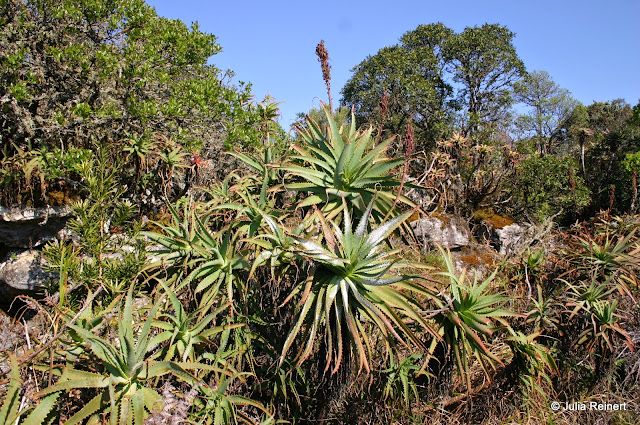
1, 1, 639, 424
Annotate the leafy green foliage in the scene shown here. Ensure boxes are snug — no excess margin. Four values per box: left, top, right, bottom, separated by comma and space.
0, 0, 263, 205
563, 99, 639, 214
509, 154, 590, 222
341, 23, 455, 149
42, 147, 147, 304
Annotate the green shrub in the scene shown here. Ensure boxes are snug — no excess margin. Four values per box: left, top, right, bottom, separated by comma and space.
509, 154, 590, 221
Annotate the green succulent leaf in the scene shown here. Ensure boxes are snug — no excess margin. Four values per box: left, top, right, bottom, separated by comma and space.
281, 198, 436, 372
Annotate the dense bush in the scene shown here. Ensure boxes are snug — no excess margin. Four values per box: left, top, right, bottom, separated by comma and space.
0, 0, 263, 205
509, 154, 590, 222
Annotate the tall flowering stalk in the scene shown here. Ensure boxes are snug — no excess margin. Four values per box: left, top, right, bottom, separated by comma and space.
316, 40, 333, 114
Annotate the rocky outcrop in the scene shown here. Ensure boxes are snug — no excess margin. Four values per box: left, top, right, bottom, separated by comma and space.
411, 214, 471, 249
0, 250, 53, 298
494, 223, 526, 256
474, 211, 526, 256
0, 205, 73, 248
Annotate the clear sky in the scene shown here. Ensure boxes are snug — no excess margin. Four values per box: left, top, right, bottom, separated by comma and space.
146, 0, 640, 129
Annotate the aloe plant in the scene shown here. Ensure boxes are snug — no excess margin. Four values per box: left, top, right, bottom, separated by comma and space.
227, 144, 281, 216
526, 284, 560, 333
505, 330, 557, 400
434, 247, 517, 390
0, 353, 59, 425
34, 285, 226, 425
192, 373, 274, 425
151, 282, 243, 362
565, 275, 617, 319
280, 199, 437, 373
143, 200, 248, 305
382, 353, 425, 406
122, 132, 158, 180
573, 228, 640, 295
281, 105, 414, 222
576, 299, 634, 354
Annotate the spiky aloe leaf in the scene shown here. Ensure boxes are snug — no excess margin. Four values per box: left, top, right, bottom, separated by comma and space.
64, 392, 105, 425
21, 391, 59, 425
281, 198, 436, 372
0, 353, 22, 425
35, 373, 110, 397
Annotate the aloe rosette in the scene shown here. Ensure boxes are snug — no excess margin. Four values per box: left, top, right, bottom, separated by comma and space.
282, 105, 414, 222
280, 199, 437, 373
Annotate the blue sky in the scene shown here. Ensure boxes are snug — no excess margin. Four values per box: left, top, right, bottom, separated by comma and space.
147, 0, 640, 129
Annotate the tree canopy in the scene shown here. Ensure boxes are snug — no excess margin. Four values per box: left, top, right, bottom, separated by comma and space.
341, 23, 525, 151
0, 0, 261, 157
513, 70, 578, 154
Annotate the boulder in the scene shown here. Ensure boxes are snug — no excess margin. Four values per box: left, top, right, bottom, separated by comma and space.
411, 214, 470, 249
474, 211, 526, 256
451, 246, 498, 280
0, 205, 73, 248
0, 251, 53, 302
494, 223, 525, 256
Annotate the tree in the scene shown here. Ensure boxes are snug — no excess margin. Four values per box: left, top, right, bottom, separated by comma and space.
582, 100, 638, 212
0, 0, 261, 203
513, 70, 578, 154
444, 24, 526, 138
341, 23, 526, 151
341, 23, 456, 151
556, 99, 639, 213
622, 151, 640, 212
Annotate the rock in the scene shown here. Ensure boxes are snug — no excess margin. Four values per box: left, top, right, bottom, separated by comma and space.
57, 227, 81, 245
495, 223, 525, 256
411, 214, 470, 249
452, 247, 497, 280
473, 211, 525, 256
0, 313, 20, 353
0, 250, 53, 296
0, 205, 72, 222
0, 205, 73, 248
